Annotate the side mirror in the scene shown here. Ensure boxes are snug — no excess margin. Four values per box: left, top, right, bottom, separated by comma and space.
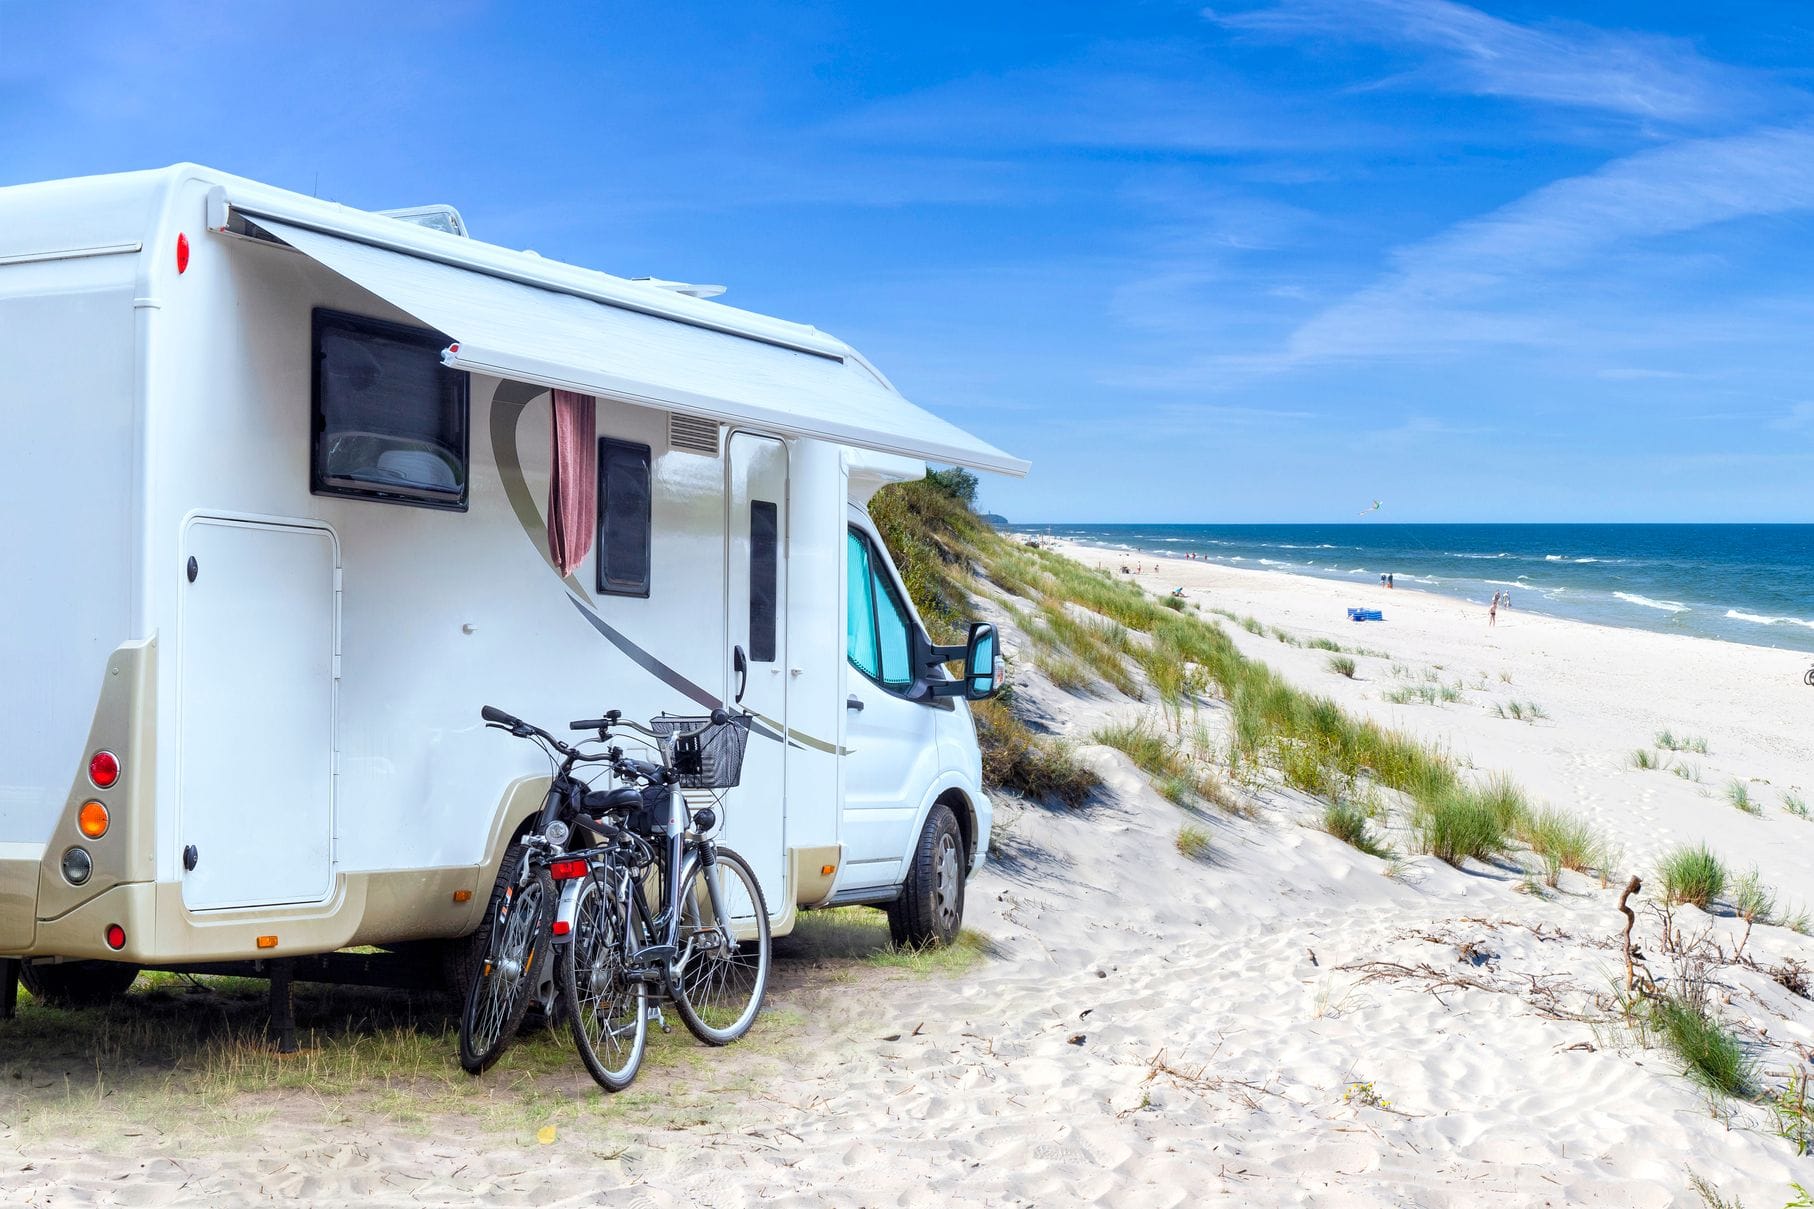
963, 622, 1001, 701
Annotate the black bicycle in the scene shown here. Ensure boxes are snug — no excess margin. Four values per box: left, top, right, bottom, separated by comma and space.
458, 704, 771, 1089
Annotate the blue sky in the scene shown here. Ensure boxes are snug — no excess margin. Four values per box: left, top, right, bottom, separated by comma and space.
4, 1, 1812, 522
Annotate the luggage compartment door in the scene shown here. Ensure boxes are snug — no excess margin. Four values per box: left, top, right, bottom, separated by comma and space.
179, 518, 338, 910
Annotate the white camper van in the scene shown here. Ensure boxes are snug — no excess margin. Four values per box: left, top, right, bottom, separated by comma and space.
0, 164, 1027, 1008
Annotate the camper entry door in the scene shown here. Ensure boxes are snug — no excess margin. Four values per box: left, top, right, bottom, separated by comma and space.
725, 433, 788, 910
178, 518, 338, 910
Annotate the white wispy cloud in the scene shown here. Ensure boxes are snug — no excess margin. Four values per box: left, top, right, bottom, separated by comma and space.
1282, 124, 1814, 361
1207, 0, 1779, 123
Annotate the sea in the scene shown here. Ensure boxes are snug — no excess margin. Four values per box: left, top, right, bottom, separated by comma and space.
1015, 523, 1814, 650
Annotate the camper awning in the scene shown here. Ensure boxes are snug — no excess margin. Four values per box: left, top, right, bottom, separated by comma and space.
246, 216, 1029, 477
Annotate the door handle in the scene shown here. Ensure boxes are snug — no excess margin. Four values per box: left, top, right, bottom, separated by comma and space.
846, 695, 865, 712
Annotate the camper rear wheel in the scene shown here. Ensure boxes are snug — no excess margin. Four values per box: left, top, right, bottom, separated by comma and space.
886, 804, 966, 950
19, 959, 141, 1009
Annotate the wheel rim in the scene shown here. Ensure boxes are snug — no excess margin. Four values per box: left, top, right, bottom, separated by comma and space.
674, 860, 765, 1040
471, 880, 542, 1055
572, 881, 643, 1077
933, 832, 962, 932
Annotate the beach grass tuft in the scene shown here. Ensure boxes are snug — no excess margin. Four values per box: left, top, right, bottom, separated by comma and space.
1322, 800, 1387, 858
1034, 649, 1097, 695
1649, 994, 1755, 1099
1785, 789, 1810, 819
1307, 636, 1343, 653
1725, 779, 1761, 815
1327, 655, 1357, 679
1657, 844, 1726, 910
1175, 824, 1212, 861
970, 698, 1099, 808
1411, 781, 1518, 866
1517, 807, 1601, 888
1630, 748, 1659, 770
1673, 760, 1702, 782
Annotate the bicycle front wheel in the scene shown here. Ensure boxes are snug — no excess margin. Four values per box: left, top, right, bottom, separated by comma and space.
669, 845, 770, 1045
459, 864, 554, 1074
560, 872, 648, 1091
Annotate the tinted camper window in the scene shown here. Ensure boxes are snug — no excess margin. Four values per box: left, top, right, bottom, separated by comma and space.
597, 439, 652, 596
311, 310, 468, 510
749, 501, 778, 662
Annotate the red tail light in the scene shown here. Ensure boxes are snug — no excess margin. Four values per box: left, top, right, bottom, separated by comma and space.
548, 859, 589, 881
551, 920, 571, 936
89, 750, 120, 789
176, 233, 190, 273
105, 924, 126, 951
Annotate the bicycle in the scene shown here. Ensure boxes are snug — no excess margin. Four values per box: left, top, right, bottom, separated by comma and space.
460, 704, 771, 1090
558, 707, 771, 1090
1805, 664, 1814, 688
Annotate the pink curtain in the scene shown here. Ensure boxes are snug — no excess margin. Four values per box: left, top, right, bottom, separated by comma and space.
547, 390, 597, 577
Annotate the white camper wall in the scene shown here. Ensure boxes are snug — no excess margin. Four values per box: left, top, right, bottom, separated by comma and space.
143, 174, 765, 908
0, 248, 139, 841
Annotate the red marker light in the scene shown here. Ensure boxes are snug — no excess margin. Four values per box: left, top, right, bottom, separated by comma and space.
175, 233, 190, 274
89, 750, 120, 789
551, 920, 571, 936
105, 924, 126, 951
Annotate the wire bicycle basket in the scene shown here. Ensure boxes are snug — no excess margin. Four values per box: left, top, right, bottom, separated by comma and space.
650, 713, 753, 789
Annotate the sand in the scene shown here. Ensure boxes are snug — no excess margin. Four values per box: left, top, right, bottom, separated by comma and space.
4, 540, 1811, 1206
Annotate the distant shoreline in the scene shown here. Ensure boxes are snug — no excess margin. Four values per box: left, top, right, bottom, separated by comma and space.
1006, 522, 1814, 653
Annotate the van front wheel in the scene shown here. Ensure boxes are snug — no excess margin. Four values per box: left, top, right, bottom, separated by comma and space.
886, 804, 965, 950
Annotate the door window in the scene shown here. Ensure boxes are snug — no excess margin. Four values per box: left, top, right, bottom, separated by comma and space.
846, 528, 915, 691
749, 500, 778, 662
596, 439, 652, 596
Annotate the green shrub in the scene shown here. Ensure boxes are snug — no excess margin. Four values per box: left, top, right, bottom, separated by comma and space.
1649, 994, 1755, 1098
1327, 655, 1357, 679
1658, 844, 1726, 910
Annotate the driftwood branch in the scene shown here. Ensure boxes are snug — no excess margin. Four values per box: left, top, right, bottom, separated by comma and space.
1618, 876, 1641, 993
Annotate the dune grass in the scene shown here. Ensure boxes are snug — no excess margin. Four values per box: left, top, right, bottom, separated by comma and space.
1175, 824, 1212, 861
1658, 844, 1726, 910
1650, 994, 1755, 1099
1493, 700, 1548, 721
1725, 779, 1761, 815
1516, 807, 1602, 888
1630, 748, 1660, 770
1411, 775, 1525, 866
1322, 799, 1387, 858
1326, 654, 1357, 678
1034, 649, 1098, 695
1673, 761, 1702, 782
1656, 730, 1710, 755
970, 698, 1099, 808
1786, 789, 1810, 819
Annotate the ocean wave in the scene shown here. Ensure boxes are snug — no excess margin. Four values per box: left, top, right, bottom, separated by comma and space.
1614, 592, 1689, 613
1447, 552, 1511, 559
1724, 608, 1814, 630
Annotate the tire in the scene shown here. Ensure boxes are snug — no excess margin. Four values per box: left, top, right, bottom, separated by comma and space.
886, 804, 966, 950
560, 871, 648, 1091
458, 862, 554, 1074
669, 846, 770, 1046
19, 960, 141, 1008
439, 837, 531, 999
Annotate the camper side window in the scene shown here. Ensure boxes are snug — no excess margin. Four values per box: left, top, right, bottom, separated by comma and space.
311, 310, 469, 510
846, 528, 913, 692
597, 439, 653, 596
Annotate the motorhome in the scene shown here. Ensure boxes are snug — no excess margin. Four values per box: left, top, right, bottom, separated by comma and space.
0, 164, 1026, 1009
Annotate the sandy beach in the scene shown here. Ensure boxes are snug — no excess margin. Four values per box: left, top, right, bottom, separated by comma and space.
4, 538, 1811, 1207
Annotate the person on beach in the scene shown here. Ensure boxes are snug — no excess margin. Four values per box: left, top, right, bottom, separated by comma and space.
1489, 592, 1499, 626
1501, 590, 1511, 611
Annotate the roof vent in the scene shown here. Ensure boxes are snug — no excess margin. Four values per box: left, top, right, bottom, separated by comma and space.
633, 276, 726, 300
378, 204, 470, 238
668, 413, 721, 456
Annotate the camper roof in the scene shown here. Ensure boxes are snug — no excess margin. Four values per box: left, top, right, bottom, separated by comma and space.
193, 168, 1028, 478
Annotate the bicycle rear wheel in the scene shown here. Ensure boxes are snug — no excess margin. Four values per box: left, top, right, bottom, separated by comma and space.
459, 864, 554, 1074
560, 871, 648, 1091
669, 845, 770, 1045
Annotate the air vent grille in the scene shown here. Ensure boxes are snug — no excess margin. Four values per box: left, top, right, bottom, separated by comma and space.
668, 413, 721, 456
